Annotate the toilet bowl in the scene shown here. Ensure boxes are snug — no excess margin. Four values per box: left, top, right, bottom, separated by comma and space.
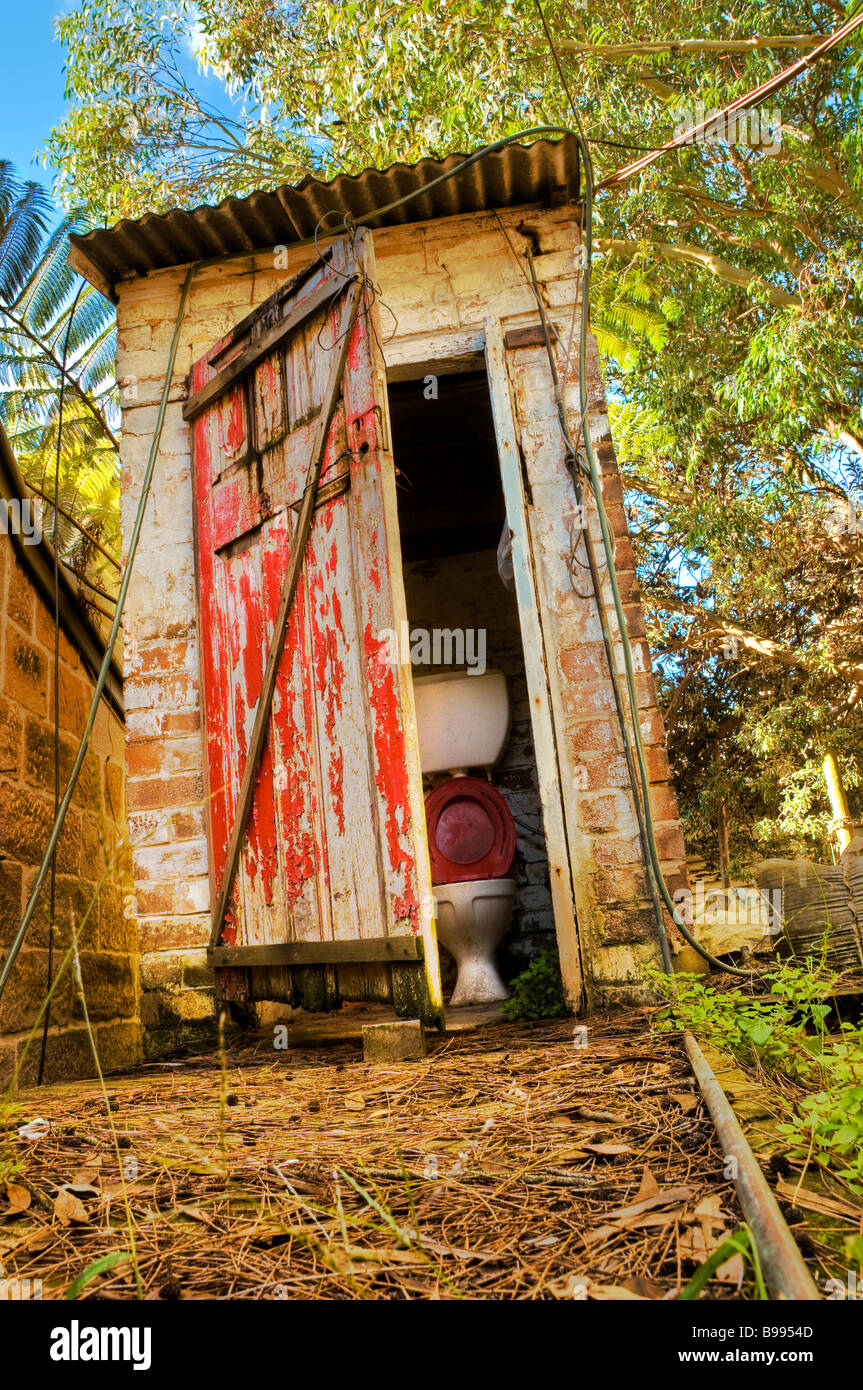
413, 671, 516, 1008
434, 878, 516, 1006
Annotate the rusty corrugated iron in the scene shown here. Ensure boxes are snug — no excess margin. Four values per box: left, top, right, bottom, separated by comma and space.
69, 137, 580, 296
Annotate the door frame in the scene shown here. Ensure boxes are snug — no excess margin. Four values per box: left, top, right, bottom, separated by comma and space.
381, 320, 584, 1010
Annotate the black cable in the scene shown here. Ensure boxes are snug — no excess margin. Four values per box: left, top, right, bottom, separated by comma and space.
38, 279, 86, 1084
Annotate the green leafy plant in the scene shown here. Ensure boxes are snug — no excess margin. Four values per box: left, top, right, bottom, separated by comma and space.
502, 949, 568, 1022
0, 161, 120, 597
645, 961, 834, 1084
678, 1225, 767, 1301
778, 1044, 863, 1192
0, 1101, 23, 1186
648, 960, 863, 1193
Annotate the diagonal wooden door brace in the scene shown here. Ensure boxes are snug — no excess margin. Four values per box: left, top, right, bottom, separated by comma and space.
209, 269, 364, 948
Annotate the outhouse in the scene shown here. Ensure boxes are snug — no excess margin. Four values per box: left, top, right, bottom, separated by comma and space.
69, 136, 689, 1043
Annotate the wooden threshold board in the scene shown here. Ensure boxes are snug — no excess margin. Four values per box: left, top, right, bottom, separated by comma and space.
210, 937, 425, 968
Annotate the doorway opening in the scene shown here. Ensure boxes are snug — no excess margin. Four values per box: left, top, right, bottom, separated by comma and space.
386, 369, 556, 992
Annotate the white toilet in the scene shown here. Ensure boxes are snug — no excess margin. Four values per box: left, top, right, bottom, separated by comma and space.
413, 671, 517, 1007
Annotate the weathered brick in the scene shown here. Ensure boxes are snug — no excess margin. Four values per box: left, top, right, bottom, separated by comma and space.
0, 859, 23, 950
17, 1026, 95, 1085
140, 952, 185, 990
655, 825, 687, 863
134, 882, 175, 916
126, 640, 193, 678
644, 745, 672, 783
0, 948, 73, 1032
138, 915, 209, 953
578, 791, 631, 835
592, 863, 652, 906
98, 883, 136, 952
597, 906, 659, 946
150, 987, 214, 1024
74, 951, 137, 1022
0, 695, 22, 778
645, 783, 682, 824
24, 872, 98, 951
94, 1020, 142, 1073
23, 719, 102, 812
4, 631, 48, 712
50, 666, 92, 735
127, 773, 204, 811
126, 736, 202, 778
6, 558, 35, 631
182, 949, 213, 988
363, 1019, 425, 1063
567, 717, 621, 755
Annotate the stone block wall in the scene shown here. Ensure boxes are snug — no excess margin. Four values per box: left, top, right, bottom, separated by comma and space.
0, 538, 139, 1087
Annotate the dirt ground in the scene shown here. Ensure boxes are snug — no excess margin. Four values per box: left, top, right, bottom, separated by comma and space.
0, 1010, 782, 1300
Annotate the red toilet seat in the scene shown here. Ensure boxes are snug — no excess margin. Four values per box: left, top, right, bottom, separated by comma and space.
424, 777, 516, 884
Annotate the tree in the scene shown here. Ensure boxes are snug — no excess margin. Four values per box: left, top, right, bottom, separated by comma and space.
45, 0, 863, 863
0, 162, 120, 607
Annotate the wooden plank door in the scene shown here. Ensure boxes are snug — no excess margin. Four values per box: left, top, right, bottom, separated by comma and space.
484, 320, 584, 1008
187, 233, 443, 1024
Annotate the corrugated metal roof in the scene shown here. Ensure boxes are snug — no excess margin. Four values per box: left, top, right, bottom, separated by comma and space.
69, 136, 580, 296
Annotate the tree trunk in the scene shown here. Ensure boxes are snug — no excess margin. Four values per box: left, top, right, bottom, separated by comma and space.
823, 749, 854, 852
714, 739, 731, 887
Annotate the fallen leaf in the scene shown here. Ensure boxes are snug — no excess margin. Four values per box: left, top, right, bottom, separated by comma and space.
634, 1166, 660, 1203
716, 1252, 746, 1286
343, 1094, 366, 1111
5, 1183, 31, 1214
54, 1189, 90, 1225
589, 1283, 650, 1300
71, 1162, 102, 1185
602, 1185, 695, 1226
670, 1091, 701, 1114
549, 1273, 590, 1298
775, 1179, 861, 1222
175, 1206, 221, 1229
583, 1142, 633, 1156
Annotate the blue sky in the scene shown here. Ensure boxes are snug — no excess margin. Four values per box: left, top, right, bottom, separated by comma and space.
1, 1, 70, 193
0, 1, 238, 208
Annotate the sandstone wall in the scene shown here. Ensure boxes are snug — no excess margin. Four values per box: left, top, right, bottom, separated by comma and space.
0, 540, 138, 1086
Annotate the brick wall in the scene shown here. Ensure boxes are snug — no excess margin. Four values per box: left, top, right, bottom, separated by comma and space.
113, 201, 688, 1029
506, 327, 688, 1001
0, 537, 138, 1088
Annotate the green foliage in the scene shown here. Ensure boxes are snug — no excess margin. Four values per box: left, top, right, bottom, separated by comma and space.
64, 1250, 135, 1300
649, 962, 863, 1193
0, 162, 119, 597
677, 1225, 767, 1301
502, 949, 568, 1021
647, 961, 833, 1083
42, 0, 863, 861
0, 1101, 23, 1186
779, 1049, 863, 1192
31, 0, 863, 860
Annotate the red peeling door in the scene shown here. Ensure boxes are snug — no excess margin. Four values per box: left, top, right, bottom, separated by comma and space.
187, 233, 442, 1023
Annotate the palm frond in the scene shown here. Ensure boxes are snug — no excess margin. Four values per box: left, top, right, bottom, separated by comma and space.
0, 163, 120, 582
